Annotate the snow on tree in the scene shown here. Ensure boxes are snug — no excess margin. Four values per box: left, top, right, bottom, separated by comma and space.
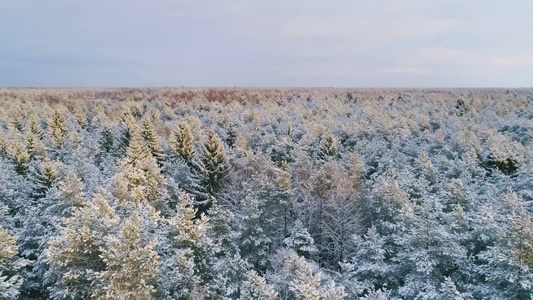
395, 199, 469, 299
194, 128, 231, 212
475, 192, 533, 299
206, 200, 248, 298
25, 131, 47, 160
48, 111, 67, 150
8, 141, 29, 175
319, 132, 337, 160
284, 220, 317, 259
340, 226, 395, 298
226, 122, 237, 149
141, 119, 165, 167
112, 130, 164, 204
288, 253, 346, 300
31, 160, 60, 200
239, 270, 278, 300
170, 121, 195, 163
45, 191, 119, 300
0, 227, 23, 300
99, 126, 114, 154
96, 213, 160, 300
0, 88, 531, 299
278, 160, 294, 238
237, 181, 272, 271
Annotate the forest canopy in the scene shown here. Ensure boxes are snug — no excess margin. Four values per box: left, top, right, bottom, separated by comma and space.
0, 87, 531, 299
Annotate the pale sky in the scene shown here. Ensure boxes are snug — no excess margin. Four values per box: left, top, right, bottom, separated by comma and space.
1, 0, 532, 87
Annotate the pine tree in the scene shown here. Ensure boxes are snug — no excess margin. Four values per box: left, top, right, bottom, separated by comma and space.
141, 119, 165, 167
26, 116, 43, 139
340, 226, 395, 298
195, 129, 231, 212
99, 126, 114, 153
226, 123, 237, 148
48, 111, 67, 149
96, 213, 160, 300
158, 192, 213, 299
395, 199, 468, 300
475, 192, 533, 299
319, 133, 337, 160
0, 227, 22, 300
45, 192, 119, 300
113, 131, 164, 204
283, 220, 317, 259
170, 122, 195, 163
279, 160, 293, 238
239, 270, 278, 300
119, 111, 137, 154
288, 254, 346, 300
207, 201, 248, 298
9, 142, 29, 175
26, 132, 47, 159
238, 187, 271, 271
32, 160, 60, 199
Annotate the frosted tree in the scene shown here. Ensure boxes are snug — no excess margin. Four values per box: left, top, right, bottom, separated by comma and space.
475, 192, 533, 299
207, 201, 248, 298
8, 141, 29, 175
319, 133, 337, 160
45, 192, 119, 300
395, 199, 469, 299
170, 122, 195, 163
31, 160, 60, 200
157, 192, 213, 299
26, 116, 44, 139
237, 183, 271, 271
48, 111, 67, 150
113, 131, 164, 204
141, 119, 165, 167
226, 122, 237, 148
283, 220, 317, 259
239, 270, 278, 300
340, 226, 395, 298
96, 213, 160, 300
278, 160, 294, 238
99, 126, 114, 154
195, 129, 231, 212
118, 110, 137, 154
289, 254, 346, 300
0, 227, 22, 300
26, 131, 47, 159
268, 250, 346, 300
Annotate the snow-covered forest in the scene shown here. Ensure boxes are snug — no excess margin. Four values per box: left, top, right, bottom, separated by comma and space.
0, 87, 531, 299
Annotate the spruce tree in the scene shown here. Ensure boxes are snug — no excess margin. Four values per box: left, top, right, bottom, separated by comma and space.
96, 213, 160, 300
113, 131, 164, 204
0, 227, 22, 300
9, 142, 29, 175
32, 160, 60, 200
141, 119, 164, 167
199, 129, 230, 200
99, 126, 114, 154
170, 122, 195, 163
319, 133, 337, 160
48, 111, 67, 149
226, 123, 237, 148
45, 192, 119, 300
239, 270, 278, 300
26, 132, 47, 159
283, 220, 317, 259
